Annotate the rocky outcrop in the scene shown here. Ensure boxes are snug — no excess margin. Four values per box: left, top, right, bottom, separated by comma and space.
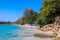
40, 16, 60, 37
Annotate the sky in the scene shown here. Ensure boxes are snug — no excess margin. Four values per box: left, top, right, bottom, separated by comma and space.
0, 0, 43, 22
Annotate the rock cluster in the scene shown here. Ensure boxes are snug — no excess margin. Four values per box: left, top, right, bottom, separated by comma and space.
40, 16, 60, 36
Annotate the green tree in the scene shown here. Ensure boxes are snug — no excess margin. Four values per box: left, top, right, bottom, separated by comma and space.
15, 8, 38, 24
35, 0, 60, 25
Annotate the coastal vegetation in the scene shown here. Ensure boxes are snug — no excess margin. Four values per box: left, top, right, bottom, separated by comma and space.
2, 0, 60, 26
14, 0, 60, 26
14, 8, 38, 25
0, 21, 12, 24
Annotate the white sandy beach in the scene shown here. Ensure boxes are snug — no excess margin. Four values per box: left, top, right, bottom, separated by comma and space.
17, 25, 54, 40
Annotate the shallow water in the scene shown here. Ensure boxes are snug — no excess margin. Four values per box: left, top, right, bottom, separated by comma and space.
0, 24, 54, 40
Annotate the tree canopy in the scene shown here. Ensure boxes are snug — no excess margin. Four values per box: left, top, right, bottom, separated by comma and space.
14, 0, 60, 25
15, 8, 38, 24
35, 0, 60, 25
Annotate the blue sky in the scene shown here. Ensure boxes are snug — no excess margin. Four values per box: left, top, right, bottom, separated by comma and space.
0, 0, 43, 22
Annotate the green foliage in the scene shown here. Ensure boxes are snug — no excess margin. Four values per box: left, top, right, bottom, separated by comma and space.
15, 8, 38, 24
15, 0, 60, 25
35, 0, 60, 25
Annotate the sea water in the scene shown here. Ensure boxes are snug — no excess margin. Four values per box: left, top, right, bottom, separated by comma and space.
0, 24, 53, 40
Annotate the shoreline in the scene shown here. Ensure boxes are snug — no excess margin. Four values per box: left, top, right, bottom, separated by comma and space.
17, 24, 55, 40
15, 24, 60, 40
17, 24, 55, 37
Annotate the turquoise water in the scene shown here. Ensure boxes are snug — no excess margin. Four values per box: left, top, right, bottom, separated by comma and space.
0, 24, 23, 40
0, 24, 36, 40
